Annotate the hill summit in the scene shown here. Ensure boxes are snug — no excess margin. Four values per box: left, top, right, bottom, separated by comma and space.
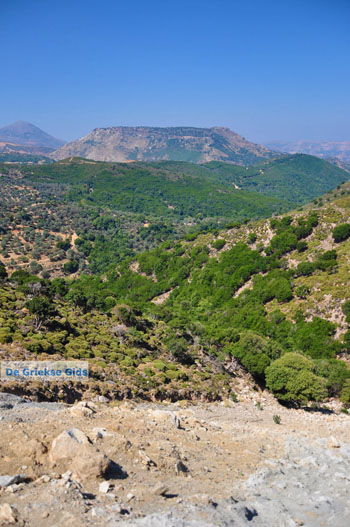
51, 125, 276, 165
0, 121, 65, 149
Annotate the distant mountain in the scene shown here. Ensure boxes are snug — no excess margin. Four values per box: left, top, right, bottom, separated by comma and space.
267, 140, 350, 163
51, 126, 277, 165
0, 121, 65, 154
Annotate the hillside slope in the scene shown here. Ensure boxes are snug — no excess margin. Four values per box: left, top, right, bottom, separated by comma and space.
0, 155, 348, 276
50, 126, 276, 165
0, 183, 349, 405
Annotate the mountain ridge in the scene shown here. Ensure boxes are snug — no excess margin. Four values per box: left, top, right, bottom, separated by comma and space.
0, 121, 65, 155
50, 125, 277, 165
267, 139, 350, 163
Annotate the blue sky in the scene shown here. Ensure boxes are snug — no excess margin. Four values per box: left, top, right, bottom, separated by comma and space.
1, 0, 349, 143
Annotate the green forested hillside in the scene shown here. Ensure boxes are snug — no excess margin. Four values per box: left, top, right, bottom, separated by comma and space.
203, 153, 349, 201
1, 182, 350, 405
0, 154, 347, 277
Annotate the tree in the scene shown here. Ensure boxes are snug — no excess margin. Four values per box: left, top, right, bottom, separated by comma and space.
63, 260, 79, 274
340, 379, 350, 405
0, 262, 7, 281
26, 296, 55, 330
228, 331, 283, 378
333, 223, 350, 243
265, 352, 327, 404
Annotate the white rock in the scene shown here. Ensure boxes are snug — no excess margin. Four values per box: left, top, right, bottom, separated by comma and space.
151, 484, 169, 496
0, 474, 26, 488
49, 428, 111, 479
0, 503, 17, 525
99, 480, 113, 493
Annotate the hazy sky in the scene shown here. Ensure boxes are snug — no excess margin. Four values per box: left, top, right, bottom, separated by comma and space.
1, 0, 349, 143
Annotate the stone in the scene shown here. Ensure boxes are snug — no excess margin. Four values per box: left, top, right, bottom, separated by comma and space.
175, 461, 189, 474
70, 401, 97, 418
38, 475, 51, 483
99, 480, 114, 493
172, 414, 182, 429
0, 503, 17, 525
127, 492, 135, 501
49, 428, 112, 479
96, 395, 109, 403
151, 484, 169, 496
138, 449, 156, 467
0, 474, 26, 488
91, 427, 110, 441
328, 436, 340, 448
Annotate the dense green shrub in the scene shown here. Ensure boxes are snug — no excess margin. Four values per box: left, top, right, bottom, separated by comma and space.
265, 352, 327, 404
0, 262, 7, 280
295, 262, 315, 277
340, 380, 350, 405
295, 285, 311, 299
342, 301, 350, 323
228, 331, 283, 378
212, 239, 226, 250
333, 223, 350, 243
63, 260, 79, 274
315, 359, 350, 396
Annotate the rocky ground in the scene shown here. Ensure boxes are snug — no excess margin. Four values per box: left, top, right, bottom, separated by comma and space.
0, 392, 349, 526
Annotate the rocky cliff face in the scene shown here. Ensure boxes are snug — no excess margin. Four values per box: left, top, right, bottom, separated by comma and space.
51, 126, 276, 165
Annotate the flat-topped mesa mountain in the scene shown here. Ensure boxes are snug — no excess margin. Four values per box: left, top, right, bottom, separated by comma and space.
267, 140, 350, 163
0, 121, 65, 155
50, 125, 276, 164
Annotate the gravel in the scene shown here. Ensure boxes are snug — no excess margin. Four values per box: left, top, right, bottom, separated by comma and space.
117, 436, 350, 527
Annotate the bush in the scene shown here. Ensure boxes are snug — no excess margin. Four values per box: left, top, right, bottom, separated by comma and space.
295, 285, 311, 299
0, 262, 7, 280
296, 241, 308, 253
295, 262, 315, 277
228, 331, 283, 378
315, 359, 350, 397
212, 239, 226, 251
340, 379, 350, 405
63, 260, 79, 274
342, 301, 350, 323
333, 223, 350, 243
265, 352, 327, 404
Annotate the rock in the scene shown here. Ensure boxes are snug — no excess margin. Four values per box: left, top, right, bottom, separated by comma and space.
49, 428, 112, 479
0, 503, 17, 525
70, 401, 97, 418
151, 484, 169, 496
127, 492, 135, 501
99, 481, 114, 493
96, 395, 109, 403
138, 449, 156, 467
0, 474, 26, 487
36, 474, 51, 483
175, 461, 189, 474
172, 414, 182, 429
329, 436, 340, 448
91, 427, 112, 441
